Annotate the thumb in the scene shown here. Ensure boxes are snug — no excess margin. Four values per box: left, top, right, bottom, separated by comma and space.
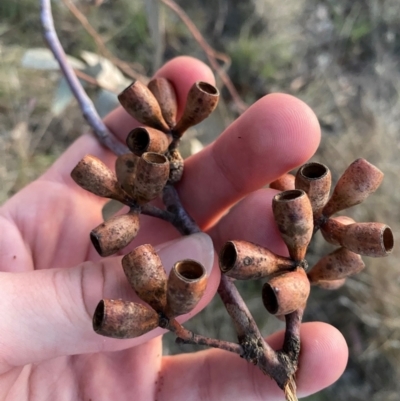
0, 233, 217, 372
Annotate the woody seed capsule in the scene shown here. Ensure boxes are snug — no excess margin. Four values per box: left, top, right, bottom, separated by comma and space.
262, 267, 310, 316
148, 77, 178, 129
118, 80, 169, 132
166, 259, 207, 318
219, 240, 295, 280
122, 244, 167, 313
93, 299, 159, 339
173, 81, 219, 137
272, 190, 313, 261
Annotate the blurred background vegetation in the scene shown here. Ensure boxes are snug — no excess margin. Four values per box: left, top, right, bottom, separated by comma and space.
1, 0, 400, 399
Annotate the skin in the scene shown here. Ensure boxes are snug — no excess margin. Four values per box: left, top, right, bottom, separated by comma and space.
0, 57, 348, 400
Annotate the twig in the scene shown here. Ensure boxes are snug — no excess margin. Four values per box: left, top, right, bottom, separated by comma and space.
40, 0, 128, 156
162, 184, 201, 235
159, 0, 248, 114
218, 275, 263, 340
141, 203, 175, 223
166, 318, 243, 354
74, 69, 119, 93
61, 0, 148, 83
283, 308, 304, 361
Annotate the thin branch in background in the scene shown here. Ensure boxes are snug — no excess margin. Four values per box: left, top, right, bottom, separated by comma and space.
61, 0, 149, 83
74, 69, 119, 93
159, 0, 248, 114
40, 0, 128, 156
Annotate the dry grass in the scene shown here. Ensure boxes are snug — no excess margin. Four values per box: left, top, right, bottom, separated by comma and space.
1, 0, 400, 399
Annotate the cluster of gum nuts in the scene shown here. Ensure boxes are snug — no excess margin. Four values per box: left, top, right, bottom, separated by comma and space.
220, 159, 394, 318
70, 76, 394, 338
71, 77, 219, 337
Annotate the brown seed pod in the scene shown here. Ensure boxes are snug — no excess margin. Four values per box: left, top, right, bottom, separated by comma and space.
272, 190, 313, 261
262, 268, 310, 315
148, 77, 178, 129
118, 80, 169, 132
295, 162, 331, 220
126, 127, 172, 157
308, 247, 365, 282
173, 81, 219, 137
321, 219, 393, 257
71, 155, 128, 203
219, 240, 295, 280
269, 174, 295, 191
319, 216, 355, 246
90, 211, 140, 257
93, 299, 159, 339
166, 259, 207, 318
122, 244, 167, 313
132, 152, 170, 204
311, 278, 346, 290
322, 158, 383, 217
115, 153, 138, 197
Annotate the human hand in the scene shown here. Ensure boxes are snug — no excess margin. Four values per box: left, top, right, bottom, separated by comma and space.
0, 56, 347, 400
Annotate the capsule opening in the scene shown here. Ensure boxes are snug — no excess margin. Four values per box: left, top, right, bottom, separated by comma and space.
118, 80, 138, 96
383, 227, 394, 252
300, 163, 329, 180
275, 189, 304, 202
197, 81, 219, 95
127, 128, 150, 154
262, 283, 279, 314
219, 242, 237, 273
143, 152, 167, 164
93, 300, 105, 331
90, 231, 104, 256
175, 260, 205, 281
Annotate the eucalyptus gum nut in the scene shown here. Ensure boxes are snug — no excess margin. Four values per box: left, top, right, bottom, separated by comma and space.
118, 80, 170, 132
262, 268, 310, 316
295, 162, 331, 219
166, 259, 207, 318
272, 190, 313, 261
219, 240, 295, 280
312, 278, 346, 290
343, 222, 393, 257
269, 174, 295, 191
308, 247, 365, 281
132, 152, 170, 204
93, 299, 159, 339
320, 216, 355, 246
122, 244, 167, 313
173, 81, 219, 137
115, 153, 138, 197
126, 127, 172, 156
71, 155, 129, 203
321, 219, 394, 257
148, 77, 178, 129
90, 211, 140, 257
322, 158, 384, 217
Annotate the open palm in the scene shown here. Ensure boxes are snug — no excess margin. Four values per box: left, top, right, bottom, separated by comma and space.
0, 57, 347, 400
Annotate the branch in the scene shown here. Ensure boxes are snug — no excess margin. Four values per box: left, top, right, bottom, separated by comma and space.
40, 0, 128, 156
141, 203, 175, 223
166, 318, 243, 354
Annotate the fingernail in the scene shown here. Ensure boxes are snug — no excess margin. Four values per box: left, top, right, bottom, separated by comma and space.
156, 233, 214, 275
